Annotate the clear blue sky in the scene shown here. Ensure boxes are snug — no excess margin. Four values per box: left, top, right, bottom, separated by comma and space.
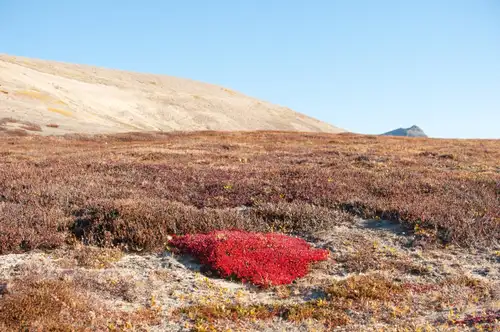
1, 1, 499, 138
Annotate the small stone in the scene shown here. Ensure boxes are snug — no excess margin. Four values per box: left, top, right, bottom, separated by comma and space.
473, 267, 490, 276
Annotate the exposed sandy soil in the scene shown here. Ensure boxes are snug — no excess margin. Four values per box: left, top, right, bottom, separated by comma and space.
0, 54, 344, 135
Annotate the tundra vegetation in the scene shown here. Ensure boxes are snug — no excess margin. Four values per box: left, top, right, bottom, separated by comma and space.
0, 130, 498, 331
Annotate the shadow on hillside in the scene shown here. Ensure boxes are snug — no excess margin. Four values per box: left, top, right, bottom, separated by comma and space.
358, 219, 410, 236
160, 251, 202, 272
159, 251, 258, 290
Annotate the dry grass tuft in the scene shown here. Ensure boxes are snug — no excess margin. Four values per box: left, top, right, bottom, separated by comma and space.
442, 275, 494, 301
337, 242, 431, 275
0, 276, 160, 331
326, 274, 405, 301
73, 245, 124, 269
0, 278, 96, 331
176, 274, 408, 329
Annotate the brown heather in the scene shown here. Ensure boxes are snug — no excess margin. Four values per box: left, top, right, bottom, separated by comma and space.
0, 131, 498, 254
0, 276, 160, 331
0, 278, 96, 331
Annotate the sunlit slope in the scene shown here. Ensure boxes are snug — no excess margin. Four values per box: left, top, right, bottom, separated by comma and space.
0, 54, 345, 135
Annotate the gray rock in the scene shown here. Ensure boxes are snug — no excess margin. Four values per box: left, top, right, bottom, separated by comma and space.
382, 125, 428, 137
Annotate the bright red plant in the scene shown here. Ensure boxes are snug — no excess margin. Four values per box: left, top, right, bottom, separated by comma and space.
169, 230, 329, 287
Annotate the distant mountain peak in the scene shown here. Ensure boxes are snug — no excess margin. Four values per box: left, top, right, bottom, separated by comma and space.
382, 125, 428, 137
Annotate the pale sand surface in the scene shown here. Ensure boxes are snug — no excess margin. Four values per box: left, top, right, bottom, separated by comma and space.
0, 54, 345, 136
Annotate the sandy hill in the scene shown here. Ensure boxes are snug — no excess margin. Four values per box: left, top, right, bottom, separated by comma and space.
0, 54, 344, 136
382, 125, 428, 138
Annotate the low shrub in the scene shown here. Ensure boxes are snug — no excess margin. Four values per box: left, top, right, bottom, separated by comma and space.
0, 277, 161, 331
336, 244, 431, 275
71, 199, 259, 251
169, 230, 329, 287
177, 301, 351, 329
0, 278, 95, 331
248, 201, 355, 235
69, 200, 351, 252
326, 274, 404, 301
0, 131, 498, 252
176, 274, 407, 329
0, 203, 69, 254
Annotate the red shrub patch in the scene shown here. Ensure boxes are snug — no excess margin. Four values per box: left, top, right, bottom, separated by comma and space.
169, 230, 329, 287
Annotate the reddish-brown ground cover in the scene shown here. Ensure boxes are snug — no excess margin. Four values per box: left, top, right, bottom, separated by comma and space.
169, 230, 329, 287
0, 130, 498, 254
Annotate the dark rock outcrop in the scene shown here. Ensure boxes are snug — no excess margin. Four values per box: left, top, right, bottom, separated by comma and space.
382, 125, 428, 137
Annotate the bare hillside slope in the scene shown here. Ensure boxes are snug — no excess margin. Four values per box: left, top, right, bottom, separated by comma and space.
0, 54, 344, 135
